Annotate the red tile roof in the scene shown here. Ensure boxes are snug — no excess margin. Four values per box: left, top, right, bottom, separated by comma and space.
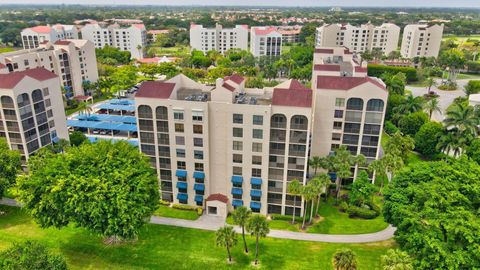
254, 27, 278, 35
224, 74, 244, 84
344, 48, 353, 54
314, 64, 341, 71
206, 193, 229, 204
355, 66, 368, 73
0, 68, 58, 89
315, 48, 334, 54
222, 82, 235, 92
0, 63, 6, 68
316, 76, 386, 91
272, 79, 312, 108
54, 40, 72, 45
135, 81, 175, 99
28, 26, 52, 34
133, 24, 146, 30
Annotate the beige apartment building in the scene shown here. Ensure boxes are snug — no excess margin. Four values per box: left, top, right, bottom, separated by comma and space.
0, 67, 69, 163
189, 24, 249, 54
400, 24, 444, 58
315, 23, 400, 55
0, 40, 98, 97
21, 24, 78, 49
250, 26, 283, 57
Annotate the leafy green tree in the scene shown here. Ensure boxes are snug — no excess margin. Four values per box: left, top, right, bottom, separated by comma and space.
398, 112, 429, 136
423, 97, 441, 120
308, 156, 322, 175
215, 226, 237, 263
436, 128, 470, 157
332, 248, 358, 270
0, 241, 67, 270
384, 157, 480, 269
438, 49, 466, 82
463, 80, 480, 96
465, 138, 480, 164
68, 131, 88, 147
380, 249, 413, 270
287, 179, 302, 224
246, 215, 270, 265
444, 102, 479, 138
349, 171, 377, 206
311, 174, 330, 217
0, 138, 21, 200
232, 206, 251, 254
414, 122, 443, 158
384, 131, 415, 165
109, 65, 138, 94
17, 141, 159, 242
394, 94, 425, 116
96, 46, 131, 65
139, 63, 158, 80
157, 62, 180, 79
381, 72, 406, 95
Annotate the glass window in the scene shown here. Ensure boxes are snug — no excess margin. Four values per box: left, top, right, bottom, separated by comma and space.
334, 110, 344, 118
332, 133, 342, 141
233, 141, 243, 151
252, 156, 262, 165
346, 98, 364, 111
173, 110, 184, 121
195, 163, 204, 171
175, 123, 184, 132
138, 105, 153, 118
175, 136, 185, 145
233, 113, 243, 124
252, 168, 262, 177
345, 111, 362, 122
194, 150, 204, 160
192, 111, 203, 121
333, 121, 342, 130
252, 142, 262, 152
193, 125, 203, 134
253, 115, 263, 125
335, 98, 345, 107
367, 99, 384, 112
233, 127, 243, 137
233, 166, 242, 175
177, 161, 186, 170
233, 154, 242, 163
343, 134, 359, 145
176, 149, 185, 158
253, 129, 263, 139
194, 138, 203, 147
364, 112, 383, 124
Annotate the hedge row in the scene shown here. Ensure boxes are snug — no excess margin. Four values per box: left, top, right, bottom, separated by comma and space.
367, 64, 418, 82
270, 213, 303, 223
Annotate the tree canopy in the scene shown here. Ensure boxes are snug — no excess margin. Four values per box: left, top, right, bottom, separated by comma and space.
0, 138, 22, 200
0, 240, 67, 270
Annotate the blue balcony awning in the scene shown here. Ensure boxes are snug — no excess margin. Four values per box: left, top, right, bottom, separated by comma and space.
193, 171, 205, 179
176, 182, 187, 189
231, 175, 243, 184
195, 195, 203, 203
250, 177, 262, 185
250, 201, 261, 209
250, 189, 262, 197
232, 199, 243, 207
177, 193, 188, 201
194, 183, 205, 191
231, 187, 243, 195
176, 170, 187, 178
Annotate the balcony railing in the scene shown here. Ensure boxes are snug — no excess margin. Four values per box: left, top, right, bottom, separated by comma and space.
267, 198, 283, 205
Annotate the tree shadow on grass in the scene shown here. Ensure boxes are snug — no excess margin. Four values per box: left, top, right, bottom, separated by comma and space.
0, 206, 32, 230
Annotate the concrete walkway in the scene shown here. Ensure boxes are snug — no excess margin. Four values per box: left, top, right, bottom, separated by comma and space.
1, 198, 395, 243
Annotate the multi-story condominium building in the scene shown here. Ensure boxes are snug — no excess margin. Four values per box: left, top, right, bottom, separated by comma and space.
21, 24, 78, 49
0, 40, 99, 97
311, 47, 388, 181
0, 66, 69, 163
80, 23, 147, 59
189, 24, 249, 54
277, 25, 302, 43
400, 24, 444, 58
250, 27, 283, 57
135, 74, 312, 217
315, 23, 400, 55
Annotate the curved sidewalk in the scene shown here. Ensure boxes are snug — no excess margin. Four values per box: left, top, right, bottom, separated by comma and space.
150, 215, 396, 243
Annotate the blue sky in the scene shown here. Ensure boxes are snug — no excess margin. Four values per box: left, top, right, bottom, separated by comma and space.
2, 0, 480, 8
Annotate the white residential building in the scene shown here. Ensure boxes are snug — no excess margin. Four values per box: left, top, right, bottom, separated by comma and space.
21, 24, 78, 49
0, 40, 99, 97
80, 23, 147, 59
189, 24, 249, 54
250, 26, 283, 57
315, 23, 400, 55
400, 24, 444, 58
0, 66, 69, 163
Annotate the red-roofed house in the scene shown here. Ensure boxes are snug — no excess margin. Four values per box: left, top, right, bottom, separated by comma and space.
250, 26, 282, 57
21, 24, 78, 49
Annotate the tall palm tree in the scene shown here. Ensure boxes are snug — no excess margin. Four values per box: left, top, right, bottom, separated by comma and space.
425, 77, 437, 94
287, 179, 302, 224
301, 184, 316, 228
380, 249, 413, 270
312, 173, 331, 217
437, 128, 471, 157
332, 248, 358, 270
443, 103, 479, 137
308, 156, 322, 176
246, 215, 270, 265
424, 97, 442, 120
394, 94, 425, 115
77, 101, 93, 117
232, 206, 251, 254
215, 226, 237, 263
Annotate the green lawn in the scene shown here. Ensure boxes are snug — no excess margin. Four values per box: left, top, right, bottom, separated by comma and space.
0, 47, 15, 53
0, 205, 395, 269
456, 73, 480, 80
153, 205, 199, 220
148, 46, 190, 57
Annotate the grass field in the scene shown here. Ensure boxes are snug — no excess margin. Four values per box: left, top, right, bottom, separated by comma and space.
0, 205, 395, 270
0, 47, 15, 53
147, 46, 190, 57
442, 35, 480, 42
154, 205, 200, 220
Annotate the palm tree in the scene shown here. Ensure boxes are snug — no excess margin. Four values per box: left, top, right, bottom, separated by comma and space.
443, 103, 479, 137
215, 226, 237, 263
394, 94, 425, 115
232, 206, 251, 254
436, 128, 471, 157
312, 173, 331, 217
332, 248, 358, 270
308, 156, 322, 176
287, 179, 302, 224
246, 215, 270, 265
424, 97, 442, 120
380, 249, 413, 270
77, 101, 93, 117
425, 77, 436, 94
301, 184, 316, 228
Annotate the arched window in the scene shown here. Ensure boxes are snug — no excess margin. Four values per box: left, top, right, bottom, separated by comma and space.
137, 105, 152, 119
1, 96, 14, 108
271, 114, 287, 129
17, 93, 30, 108
346, 98, 364, 111
156, 106, 168, 120
32, 89, 43, 103
366, 99, 384, 112
290, 115, 308, 130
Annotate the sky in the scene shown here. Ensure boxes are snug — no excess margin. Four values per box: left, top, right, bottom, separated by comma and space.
1, 0, 480, 8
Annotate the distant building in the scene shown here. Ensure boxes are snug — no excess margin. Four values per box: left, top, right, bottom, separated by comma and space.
250, 26, 282, 57
400, 24, 444, 59
21, 24, 78, 49
80, 23, 147, 59
189, 24, 249, 54
315, 23, 400, 55
0, 40, 98, 97
277, 26, 302, 43
147, 29, 170, 42
0, 67, 69, 163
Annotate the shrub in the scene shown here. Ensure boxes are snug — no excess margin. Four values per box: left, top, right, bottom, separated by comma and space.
159, 200, 170, 206
438, 81, 457, 90
398, 112, 429, 136
464, 80, 480, 96
339, 201, 349, 212
171, 204, 197, 211
384, 120, 399, 135
415, 122, 443, 158
270, 213, 303, 223
197, 207, 204, 215
0, 241, 67, 270
346, 205, 379, 219
367, 64, 418, 82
